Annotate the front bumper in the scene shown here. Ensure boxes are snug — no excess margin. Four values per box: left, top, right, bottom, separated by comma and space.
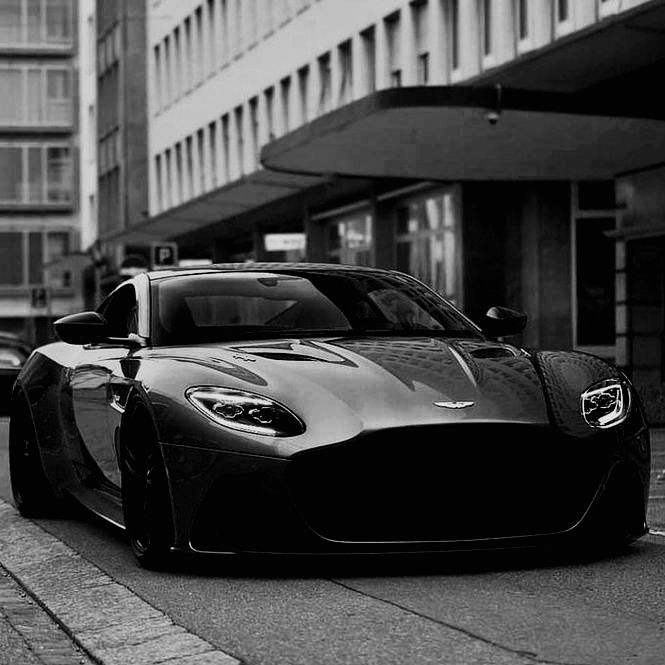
161, 423, 650, 554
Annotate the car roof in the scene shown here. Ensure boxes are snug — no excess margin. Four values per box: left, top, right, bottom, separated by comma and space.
146, 262, 401, 282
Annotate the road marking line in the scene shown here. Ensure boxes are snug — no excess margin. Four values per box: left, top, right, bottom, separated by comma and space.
0, 499, 239, 665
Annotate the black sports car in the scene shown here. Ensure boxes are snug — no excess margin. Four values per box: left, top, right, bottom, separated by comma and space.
9, 264, 650, 568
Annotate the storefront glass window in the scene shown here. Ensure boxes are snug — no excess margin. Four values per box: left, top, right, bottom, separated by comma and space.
326, 212, 372, 266
575, 217, 615, 346
395, 189, 458, 302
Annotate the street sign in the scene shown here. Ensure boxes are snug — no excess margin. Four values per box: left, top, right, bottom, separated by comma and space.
151, 242, 178, 269
264, 233, 306, 252
30, 287, 49, 310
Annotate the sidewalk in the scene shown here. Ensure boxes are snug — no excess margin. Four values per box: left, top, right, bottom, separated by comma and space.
0, 566, 94, 665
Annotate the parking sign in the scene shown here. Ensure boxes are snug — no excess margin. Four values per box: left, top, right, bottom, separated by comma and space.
151, 242, 178, 269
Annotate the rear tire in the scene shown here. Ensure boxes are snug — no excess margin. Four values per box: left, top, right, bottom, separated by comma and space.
120, 407, 174, 569
9, 405, 62, 518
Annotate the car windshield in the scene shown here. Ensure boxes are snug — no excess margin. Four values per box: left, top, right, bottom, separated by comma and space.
151, 271, 481, 345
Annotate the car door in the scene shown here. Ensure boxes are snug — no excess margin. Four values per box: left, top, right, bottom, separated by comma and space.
71, 280, 145, 488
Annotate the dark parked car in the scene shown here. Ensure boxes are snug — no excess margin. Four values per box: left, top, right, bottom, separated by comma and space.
0, 332, 32, 415
9, 264, 650, 568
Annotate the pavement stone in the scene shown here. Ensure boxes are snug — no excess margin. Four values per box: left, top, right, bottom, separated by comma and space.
0, 566, 94, 665
0, 498, 241, 665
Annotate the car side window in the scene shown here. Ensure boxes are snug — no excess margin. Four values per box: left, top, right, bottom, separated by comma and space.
98, 284, 139, 337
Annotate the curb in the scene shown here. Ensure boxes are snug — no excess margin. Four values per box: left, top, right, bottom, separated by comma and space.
0, 499, 240, 665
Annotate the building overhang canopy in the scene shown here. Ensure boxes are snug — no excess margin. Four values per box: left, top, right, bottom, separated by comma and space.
260, 86, 665, 182
109, 169, 321, 245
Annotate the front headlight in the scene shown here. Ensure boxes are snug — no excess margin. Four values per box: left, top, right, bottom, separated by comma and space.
580, 378, 631, 429
185, 386, 305, 437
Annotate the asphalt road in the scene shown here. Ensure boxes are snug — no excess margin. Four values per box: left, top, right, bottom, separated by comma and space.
1, 418, 665, 665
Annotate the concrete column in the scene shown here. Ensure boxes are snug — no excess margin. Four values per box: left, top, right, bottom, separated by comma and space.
351, 33, 365, 99
242, 100, 254, 174
429, 0, 448, 85
304, 207, 326, 262
160, 150, 170, 210
330, 44, 341, 108
182, 138, 192, 201
308, 57, 320, 119
401, 5, 416, 86
375, 17, 389, 90
459, 0, 481, 78
228, 107, 240, 180
212, 117, 222, 188
495, 0, 516, 64
201, 124, 212, 192
373, 191, 396, 269
191, 132, 202, 197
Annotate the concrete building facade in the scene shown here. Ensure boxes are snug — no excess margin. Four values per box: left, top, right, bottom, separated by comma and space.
0, 0, 86, 343
102, 0, 665, 414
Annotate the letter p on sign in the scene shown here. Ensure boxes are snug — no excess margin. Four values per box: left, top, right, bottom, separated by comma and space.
151, 242, 178, 269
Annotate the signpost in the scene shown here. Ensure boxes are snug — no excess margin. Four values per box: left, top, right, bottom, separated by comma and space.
151, 242, 179, 269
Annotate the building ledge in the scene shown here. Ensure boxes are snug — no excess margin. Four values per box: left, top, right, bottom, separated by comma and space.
260, 85, 665, 182
104, 169, 322, 245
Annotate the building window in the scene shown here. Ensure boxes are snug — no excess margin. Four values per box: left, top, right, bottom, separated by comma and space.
0, 143, 72, 204
209, 120, 218, 186
385, 12, 401, 87
164, 148, 173, 208
0, 230, 69, 286
220, 0, 229, 62
338, 40, 353, 105
234, 0, 243, 53
0, 66, 72, 125
172, 26, 181, 99
481, 0, 492, 58
249, 96, 259, 167
153, 44, 162, 111
360, 26, 376, 94
185, 136, 194, 196
280, 76, 291, 131
45, 0, 72, 44
221, 113, 230, 181
264, 86, 275, 139
207, 0, 216, 71
46, 145, 71, 201
297, 67, 309, 124
194, 6, 203, 83
197, 128, 206, 192
573, 182, 617, 352
0, 232, 22, 285
0, 0, 73, 46
575, 217, 615, 347
173, 143, 182, 204
413, 0, 429, 85
325, 212, 373, 266
183, 16, 192, 90
317, 53, 331, 114
557, 0, 569, 22
395, 188, 459, 299
516, 0, 529, 42
234, 105, 244, 175
155, 154, 162, 211
162, 35, 171, 105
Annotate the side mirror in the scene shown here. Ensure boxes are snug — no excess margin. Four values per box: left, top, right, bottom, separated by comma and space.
482, 306, 527, 338
54, 311, 110, 345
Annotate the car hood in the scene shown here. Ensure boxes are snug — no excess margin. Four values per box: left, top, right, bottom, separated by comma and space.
153, 336, 551, 433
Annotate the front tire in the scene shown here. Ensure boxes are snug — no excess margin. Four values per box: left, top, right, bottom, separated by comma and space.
120, 408, 174, 569
9, 405, 62, 518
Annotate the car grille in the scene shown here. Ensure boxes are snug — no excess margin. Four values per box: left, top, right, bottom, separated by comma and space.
288, 424, 611, 543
